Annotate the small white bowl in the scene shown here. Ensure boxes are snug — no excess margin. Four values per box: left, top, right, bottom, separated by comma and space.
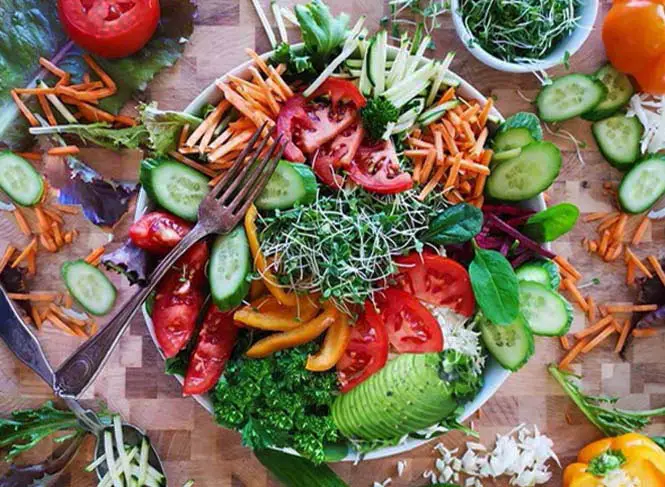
451, 0, 599, 73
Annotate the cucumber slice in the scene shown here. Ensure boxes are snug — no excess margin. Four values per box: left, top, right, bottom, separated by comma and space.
479, 314, 534, 372
485, 141, 562, 201
492, 147, 522, 163
255, 161, 318, 210
367, 31, 387, 95
140, 158, 210, 222
583, 64, 635, 121
417, 100, 460, 126
537, 74, 607, 123
618, 155, 665, 214
0, 151, 44, 206
208, 226, 251, 310
592, 115, 643, 171
493, 128, 535, 152
519, 281, 573, 337
515, 259, 561, 290
62, 260, 117, 316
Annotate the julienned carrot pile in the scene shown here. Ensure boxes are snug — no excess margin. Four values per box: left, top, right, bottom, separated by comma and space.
404, 92, 493, 205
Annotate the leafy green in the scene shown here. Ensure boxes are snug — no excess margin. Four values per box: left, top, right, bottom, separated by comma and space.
440, 350, 484, 403
212, 342, 340, 464
259, 188, 448, 313
548, 364, 665, 437
0, 401, 110, 461
360, 97, 399, 141
421, 203, 483, 245
587, 449, 626, 476
295, 0, 350, 71
31, 123, 148, 150
272, 42, 315, 75
521, 203, 579, 242
497, 112, 543, 141
469, 245, 520, 326
255, 448, 349, 487
140, 103, 203, 155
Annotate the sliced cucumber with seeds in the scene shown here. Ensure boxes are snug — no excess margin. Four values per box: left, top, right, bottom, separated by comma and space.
479, 314, 534, 372
140, 158, 210, 222
485, 141, 562, 201
62, 260, 117, 316
493, 128, 535, 153
516, 259, 561, 290
0, 151, 44, 206
208, 226, 251, 311
618, 155, 665, 214
583, 64, 635, 121
519, 281, 573, 337
537, 74, 607, 122
255, 161, 318, 210
592, 115, 643, 171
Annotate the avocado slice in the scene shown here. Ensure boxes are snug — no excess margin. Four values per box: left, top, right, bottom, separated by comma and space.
332, 353, 458, 441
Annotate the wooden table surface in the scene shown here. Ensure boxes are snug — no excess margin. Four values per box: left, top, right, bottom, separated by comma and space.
3, 1, 665, 486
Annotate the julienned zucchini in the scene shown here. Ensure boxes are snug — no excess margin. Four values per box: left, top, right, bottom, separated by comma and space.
255, 161, 318, 210
0, 151, 44, 206
618, 155, 665, 214
537, 74, 607, 123
208, 226, 251, 310
479, 314, 534, 372
140, 157, 210, 222
519, 281, 573, 337
62, 260, 117, 316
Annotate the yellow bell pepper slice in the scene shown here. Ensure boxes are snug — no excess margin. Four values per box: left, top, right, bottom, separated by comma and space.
305, 311, 351, 371
234, 295, 321, 331
244, 204, 298, 307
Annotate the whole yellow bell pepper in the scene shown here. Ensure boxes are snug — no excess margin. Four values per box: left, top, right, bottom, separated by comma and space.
563, 433, 665, 487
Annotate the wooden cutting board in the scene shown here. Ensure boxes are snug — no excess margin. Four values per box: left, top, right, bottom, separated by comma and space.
2, 1, 665, 485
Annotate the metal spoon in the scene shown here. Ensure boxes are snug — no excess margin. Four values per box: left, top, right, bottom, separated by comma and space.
0, 283, 165, 482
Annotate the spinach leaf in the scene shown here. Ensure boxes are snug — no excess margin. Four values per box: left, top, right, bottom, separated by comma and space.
469, 245, 520, 325
420, 203, 483, 245
497, 112, 543, 141
521, 202, 579, 242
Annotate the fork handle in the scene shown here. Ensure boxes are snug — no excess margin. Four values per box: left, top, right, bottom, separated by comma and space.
54, 225, 207, 398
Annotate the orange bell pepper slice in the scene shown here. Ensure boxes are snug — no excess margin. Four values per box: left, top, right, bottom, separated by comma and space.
233, 294, 321, 331
306, 311, 351, 371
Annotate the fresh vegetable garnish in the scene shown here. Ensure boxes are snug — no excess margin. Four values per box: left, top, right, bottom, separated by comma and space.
420, 203, 483, 246
459, 0, 581, 63
129, 211, 191, 256
360, 96, 399, 140
521, 203, 580, 243
347, 139, 413, 194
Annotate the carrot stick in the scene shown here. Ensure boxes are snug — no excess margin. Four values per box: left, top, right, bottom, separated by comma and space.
633, 328, 658, 338
52, 203, 80, 215
114, 115, 137, 127
7, 293, 59, 302
82, 54, 117, 92
168, 151, 217, 178
632, 216, 650, 246
34, 207, 51, 234
420, 149, 437, 183
625, 247, 653, 278
587, 296, 596, 323
39, 234, 57, 253
581, 325, 617, 353
560, 335, 571, 351
613, 213, 628, 241
599, 230, 611, 256
52, 222, 64, 248
37, 94, 57, 126
45, 312, 79, 337
626, 260, 636, 286
27, 248, 36, 275
583, 212, 608, 222
554, 255, 582, 281
437, 87, 456, 105
563, 279, 589, 312
15, 152, 42, 161
605, 242, 623, 262
559, 338, 590, 369
0, 246, 16, 274
48, 304, 87, 328
615, 319, 631, 353
47, 146, 80, 156
478, 98, 493, 127
11, 238, 37, 268
74, 100, 115, 123
11, 91, 38, 127
574, 315, 614, 339
84, 246, 105, 265
39, 57, 67, 78
31, 305, 42, 330
444, 153, 462, 191
605, 304, 659, 313
12, 208, 31, 236
418, 165, 446, 201
647, 255, 665, 287
42, 207, 63, 225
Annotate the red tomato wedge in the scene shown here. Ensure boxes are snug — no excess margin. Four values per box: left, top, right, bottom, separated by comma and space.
58, 0, 160, 59
183, 305, 238, 396
337, 301, 389, 392
395, 252, 475, 317
348, 139, 413, 194
276, 95, 312, 163
375, 288, 443, 353
152, 241, 208, 358
308, 77, 367, 109
300, 102, 357, 154
312, 123, 364, 188
129, 211, 192, 255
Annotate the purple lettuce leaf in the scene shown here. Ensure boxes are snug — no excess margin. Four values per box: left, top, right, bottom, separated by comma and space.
101, 240, 154, 286
486, 214, 556, 260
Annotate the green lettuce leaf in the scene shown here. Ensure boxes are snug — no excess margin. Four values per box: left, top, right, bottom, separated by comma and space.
140, 102, 203, 155
295, 0, 349, 69
30, 123, 148, 150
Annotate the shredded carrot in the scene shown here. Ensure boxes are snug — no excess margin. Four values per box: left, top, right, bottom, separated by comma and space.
12, 208, 31, 236
615, 319, 631, 353
555, 255, 582, 281
42, 207, 63, 225
478, 98, 493, 127
186, 100, 231, 147
613, 213, 628, 241
168, 151, 217, 178
27, 248, 36, 275
11, 238, 37, 268
444, 153, 462, 191
560, 335, 571, 351
605, 242, 623, 262
418, 165, 446, 201
437, 87, 456, 105
8, 292, 58, 302
632, 216, 650, 246
70, 81, 104, 91
587, 296, 596, 323
52, 222, 64, 248
574, 315, 614, 339
581, 326, 617, 354
31, 305, 42, 329
39, 57, 67, 78
559, 338, 590, 369
606, 304, 659, 313
647, 255, 665, 287
11, 90, 38, 127
88, 319, 99, 335
633, 328, 658, 338
626, 259, 636, 286
433, 130, 444, 165
598, 230, 611, 256
34, 207, 50, 234
74, 100, 116, 123
563, 278, 589, 312
84, 246, 105, 265
45, 312, 79, 337
82, 54, 117, 92
39, 234, 57, 253
583, 212, 608, 222
48, 145, 80, 157
52, 203, 79, 215
0, 246, 16, 274
625, 247, 653, 278
16, 152, 42, 161
472, 150, 492, 198
36, 94, 57, 126
420, 149, 437, 183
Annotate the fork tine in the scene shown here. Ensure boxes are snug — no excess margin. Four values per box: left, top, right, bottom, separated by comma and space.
209, 121, 267, 198
232, 139, 285, 218
219, 131, 273, 205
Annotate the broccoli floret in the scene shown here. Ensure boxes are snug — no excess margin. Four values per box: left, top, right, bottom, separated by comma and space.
360, 96, 399, 140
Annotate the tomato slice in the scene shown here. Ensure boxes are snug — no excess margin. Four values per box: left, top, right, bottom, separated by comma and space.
375, 288, 443, 353
129, 211, 192, 255
58, 0, 160, 59
309, 77, 367, 109
276, 95, 313, 163
348, 139, 413, 194
300, 103, 357, 154
152, 241, 208, 358
182, 305, 238, 396
337, 301, 389, 392
311, 123, 364, 188
394, 252, 475, 317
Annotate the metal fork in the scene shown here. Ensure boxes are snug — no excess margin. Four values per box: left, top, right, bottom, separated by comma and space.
54, 123, 284, 398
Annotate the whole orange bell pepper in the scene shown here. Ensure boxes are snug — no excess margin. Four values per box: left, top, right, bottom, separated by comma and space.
603, 0, 665, 94
563, 433, 665, 486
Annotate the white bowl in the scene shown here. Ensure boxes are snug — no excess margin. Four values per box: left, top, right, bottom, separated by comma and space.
137, 45, 547, 461
450, 0, 599, 73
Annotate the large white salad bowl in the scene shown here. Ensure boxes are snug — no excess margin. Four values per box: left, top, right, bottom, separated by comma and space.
136, 45, 547, 461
